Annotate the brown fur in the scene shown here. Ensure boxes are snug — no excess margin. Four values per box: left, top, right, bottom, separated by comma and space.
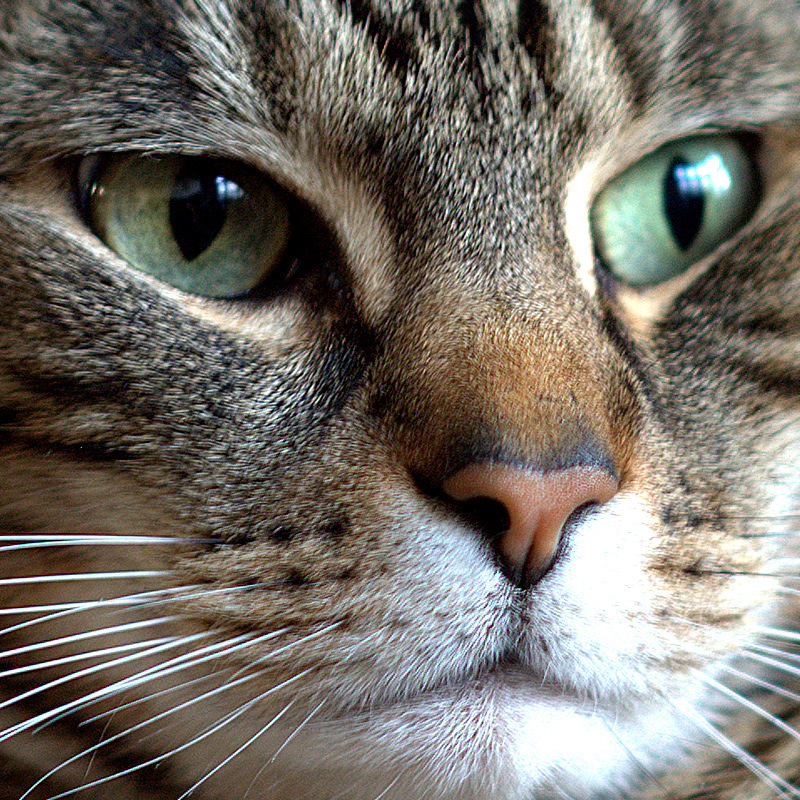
1, 0, 800, 798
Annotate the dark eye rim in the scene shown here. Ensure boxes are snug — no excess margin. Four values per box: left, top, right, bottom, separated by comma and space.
590, 130, 764, 292
72, 151, 348, 304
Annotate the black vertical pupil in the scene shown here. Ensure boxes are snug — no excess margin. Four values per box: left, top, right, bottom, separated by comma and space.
663, 156, 705, 251
169, 163, 238, 261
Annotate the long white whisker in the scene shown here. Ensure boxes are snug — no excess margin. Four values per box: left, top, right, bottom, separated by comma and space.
0, 585, 253, 653
129, 622, 344, 737
81, 628, 298, 736
744, 647, 800, 679
0, 636, 178, 679
0, 583, 262, 645
39, 631, 269, 731
755, 626, 800, 644
720, 663, 800, 705
0, 584, 243, 622
86, 621, 340, 733
74, 627, 293, 729
243, 698, 328, 799
0, 632, 213, 741
0, 535, 198, 553
371, 770, 404, 800
599, 715, 669, 795
0, 534, 212, 542
0, 587, 186, 624
0, 616, 179, 661
25, 623, 342, 796
266, 697, 325, 765
227, 620, 347, 682
673, 698, 800, 798
45, 667, 315, 800
20, 661, 268, 800
176, 700, 297, 800
80, 672, 216, 726
699, 673, 800, 747
0, 571, 168, 586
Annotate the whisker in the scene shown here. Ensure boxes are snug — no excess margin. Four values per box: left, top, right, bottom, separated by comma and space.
227, 620, 347, 681
699, 673, 800, 747
673, 698, 800, 798
717, 514, 800, 521
0, 632, 213, 741
20, 661, 269, 800
0, 583, 263, 646
599, 715, 669, 795
371, 771, 403, 800
243, 697, 328, 799
720, 663, 800, 705
754, 627, 800, 644
0, 571, 169, 586
31, 623, 344, 795
0, 583, 244, 619
0, 534, 202, 553
744, 646, 800, 675
72, 626, 338, 736
0, 636, 178, 679
0, 584, 258, 630
680, 570, 799, 578
44, 667, 315, 800
266, 697, 325, 765
0, 587, 185, 620
80, 672, 217, 727
0, 587, 200, 646
176, 700, 297, 800
19, 623, 339, 796
0, 616, 180, 661
75, 628, 291, 727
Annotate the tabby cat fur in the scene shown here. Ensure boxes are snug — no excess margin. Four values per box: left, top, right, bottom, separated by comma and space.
1, 0, 800, 798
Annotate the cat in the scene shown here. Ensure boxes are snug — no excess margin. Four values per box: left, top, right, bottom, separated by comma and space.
1, 0, 800, 797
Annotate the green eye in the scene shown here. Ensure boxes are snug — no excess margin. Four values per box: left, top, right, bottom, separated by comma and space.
590, 135, 760, 287
84, 155, 290, 298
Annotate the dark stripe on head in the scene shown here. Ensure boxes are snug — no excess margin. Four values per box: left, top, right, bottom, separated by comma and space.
584, 0, 658, 108
344, 0, 423, 76
517, 0, 560, 107
455, 0, 487, 52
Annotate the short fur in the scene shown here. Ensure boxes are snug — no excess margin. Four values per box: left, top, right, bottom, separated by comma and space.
1, 0, 800, 798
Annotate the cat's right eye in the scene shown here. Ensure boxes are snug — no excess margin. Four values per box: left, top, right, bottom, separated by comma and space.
79, 154, 291, 298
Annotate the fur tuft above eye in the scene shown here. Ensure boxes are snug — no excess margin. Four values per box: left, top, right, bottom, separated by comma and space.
590, 134, 761, 287
77, 154, 291, 298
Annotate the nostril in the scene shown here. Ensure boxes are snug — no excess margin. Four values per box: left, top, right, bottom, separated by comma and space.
442, 462, 618, 589
452, 496, 510, 542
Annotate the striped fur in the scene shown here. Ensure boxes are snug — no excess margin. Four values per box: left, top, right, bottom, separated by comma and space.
1, 0, 800, 798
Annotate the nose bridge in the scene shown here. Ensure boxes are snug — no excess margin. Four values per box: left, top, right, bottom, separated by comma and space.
478, 318, 612, 437
375, 291, 625, 481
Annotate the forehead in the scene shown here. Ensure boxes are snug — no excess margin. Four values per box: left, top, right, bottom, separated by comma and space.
6, 0, 796, 161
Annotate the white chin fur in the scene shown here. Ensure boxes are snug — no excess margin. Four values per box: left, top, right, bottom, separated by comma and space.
268, 675, 692, 800
264, 495, 700, 800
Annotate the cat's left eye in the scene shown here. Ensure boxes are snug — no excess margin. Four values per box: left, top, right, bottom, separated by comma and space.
590, 134, 761, 287
78, 154, 291, 298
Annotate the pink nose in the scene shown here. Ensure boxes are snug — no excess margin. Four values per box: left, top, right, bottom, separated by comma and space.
442, 462, 618, 586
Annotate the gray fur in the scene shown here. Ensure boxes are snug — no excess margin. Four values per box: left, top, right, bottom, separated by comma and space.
1, 0, 800, 798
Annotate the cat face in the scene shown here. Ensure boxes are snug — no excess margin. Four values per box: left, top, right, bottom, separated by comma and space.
1, 0, 800, 798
